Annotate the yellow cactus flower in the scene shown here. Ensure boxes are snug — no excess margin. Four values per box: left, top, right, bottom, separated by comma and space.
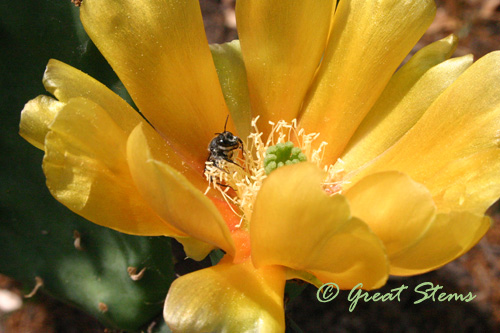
19, 0, 500, 331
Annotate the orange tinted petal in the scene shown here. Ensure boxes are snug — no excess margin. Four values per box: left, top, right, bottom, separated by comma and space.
127, 124, 235, 255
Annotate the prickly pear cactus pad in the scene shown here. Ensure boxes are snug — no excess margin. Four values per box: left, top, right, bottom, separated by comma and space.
0, 202, 175, 331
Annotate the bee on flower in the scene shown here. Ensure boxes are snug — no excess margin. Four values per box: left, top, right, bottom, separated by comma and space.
20, 0, 500, 331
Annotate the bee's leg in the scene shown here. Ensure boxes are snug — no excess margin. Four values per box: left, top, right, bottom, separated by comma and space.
208, 174, 235, 190
214, 164, 229, 172
239, 146, 246, 170
205, 159, 234, 190
206, 172, 234, 190
216, 182, 235, 190
223, 157, 243, 169
238, 139, 244, 156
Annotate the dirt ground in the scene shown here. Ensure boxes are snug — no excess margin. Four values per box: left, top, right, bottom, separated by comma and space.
2, 0, 500, 331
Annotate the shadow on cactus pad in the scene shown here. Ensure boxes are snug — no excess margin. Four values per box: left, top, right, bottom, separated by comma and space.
0, 206, 175, 331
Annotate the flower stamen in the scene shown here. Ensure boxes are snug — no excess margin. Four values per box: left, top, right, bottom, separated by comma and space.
204, 117, 347, 227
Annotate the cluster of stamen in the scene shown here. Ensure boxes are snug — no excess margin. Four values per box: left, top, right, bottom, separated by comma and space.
204, 117, 347, 228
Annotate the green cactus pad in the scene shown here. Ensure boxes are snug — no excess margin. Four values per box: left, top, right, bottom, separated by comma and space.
0, 200, 175, 331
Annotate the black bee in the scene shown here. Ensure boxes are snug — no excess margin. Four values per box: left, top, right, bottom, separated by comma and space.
206, 116, 244, 172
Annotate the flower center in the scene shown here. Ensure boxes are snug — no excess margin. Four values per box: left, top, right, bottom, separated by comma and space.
204, 117, 345, 228
263, 141, 307, 174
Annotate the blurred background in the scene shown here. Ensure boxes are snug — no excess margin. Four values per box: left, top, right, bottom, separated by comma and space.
1, 0, 500, 331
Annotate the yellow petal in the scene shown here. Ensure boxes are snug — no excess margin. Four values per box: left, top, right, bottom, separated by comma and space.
80, 0, 230, 167
20, 95, 64, 150
43, 98, 180, 236
44, 59, 209, 190
126, 121, 225, 259
326, 2, 338, 40
210, 41, 253, 140
175, 236, 215, 262
342, 38, 472, 172
351, 51, 500, 214
427, 148, 500, 214
164, 261, 286, 332
236, 0, 334, 125
126, 124, 235, 256
251, 163, 388, 290
300, 0, 436, 164
344, 172, 436, 257
133, 119, 208, 191
390, 212, 490, 276
43, 59, 141, 133
285, 269, 324, 289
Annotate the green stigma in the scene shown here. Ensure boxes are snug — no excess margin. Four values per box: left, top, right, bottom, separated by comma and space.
264, 141, 307, 175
